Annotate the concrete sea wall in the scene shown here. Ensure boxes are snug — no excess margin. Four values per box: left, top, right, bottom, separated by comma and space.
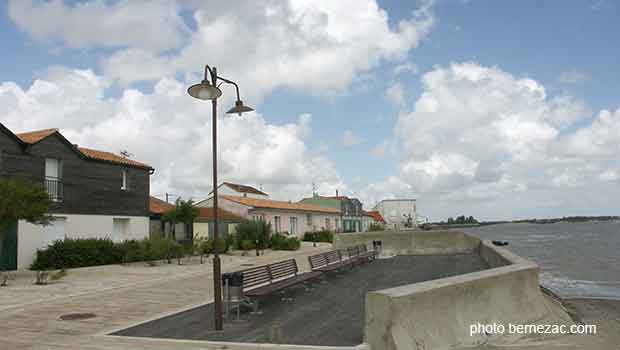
333, 229, 480, 255
338, 230, 573, 350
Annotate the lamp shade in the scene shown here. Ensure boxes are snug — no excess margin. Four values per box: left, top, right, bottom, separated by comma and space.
226, 100, 254, 116
187, 80, 223, 100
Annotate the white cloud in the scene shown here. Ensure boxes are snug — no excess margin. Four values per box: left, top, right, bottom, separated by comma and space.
342, 129, 363, 147
363, 62, 620, 220
16, 0, 435, 102
0, 68, 344, 201
393, 61, 418, 76
599, 170, 619, 182
557, 69, 592, 84
8, 0, 188, 53
385, 81, 406, 108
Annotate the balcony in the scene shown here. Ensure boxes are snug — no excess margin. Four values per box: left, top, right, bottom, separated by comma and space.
44, 177, 63, 202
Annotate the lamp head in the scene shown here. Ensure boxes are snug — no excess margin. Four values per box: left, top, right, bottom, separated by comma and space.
226, 100, 254, 116
187, 80, 223, 100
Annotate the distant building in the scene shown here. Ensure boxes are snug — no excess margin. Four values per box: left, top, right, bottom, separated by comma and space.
195, 194, 340, 238
209, 181, 269, 199
299, 191, 363, 232
362, 210, 386, 231
373, 199, 417, 231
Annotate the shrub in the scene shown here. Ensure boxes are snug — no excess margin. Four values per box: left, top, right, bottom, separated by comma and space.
239, 239, 256, 250
270, 234, 301, 251
368, 223, 384, 231
302, 229, 333, 243
235, 220, 271, 249
31, 238, 120, 270
30, 237, 187, 270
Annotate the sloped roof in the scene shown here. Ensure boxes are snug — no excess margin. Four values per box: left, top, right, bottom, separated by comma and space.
149, 196, 175, 215
365, 210, 386, 223
14, 128, 58, 144
222, 182, 268, 196
196, 207, 245, 222
79, 147, 151, 169
221, 195, 340, 214
14, 127, 152, 170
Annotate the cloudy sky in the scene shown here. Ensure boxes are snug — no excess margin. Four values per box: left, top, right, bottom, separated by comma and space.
1, 0, 619, 221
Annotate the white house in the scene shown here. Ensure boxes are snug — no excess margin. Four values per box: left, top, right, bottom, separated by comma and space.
373, 199, 417, 231
195, 192, 341, 238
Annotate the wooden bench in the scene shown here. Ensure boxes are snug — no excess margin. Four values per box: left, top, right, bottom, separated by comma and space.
308, 248, 361, 272
239, 258, 320, 311
357, 244, 377, 261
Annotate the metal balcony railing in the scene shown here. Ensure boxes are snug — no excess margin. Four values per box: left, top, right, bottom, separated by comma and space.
44, 177, 63, 202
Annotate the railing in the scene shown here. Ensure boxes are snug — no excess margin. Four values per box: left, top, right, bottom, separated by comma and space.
44, 177, 63, 202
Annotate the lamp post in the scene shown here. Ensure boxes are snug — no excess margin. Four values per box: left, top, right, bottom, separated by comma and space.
188, 65, 254, 331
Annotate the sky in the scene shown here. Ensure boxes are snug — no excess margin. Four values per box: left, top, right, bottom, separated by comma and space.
1, 0, 619, 221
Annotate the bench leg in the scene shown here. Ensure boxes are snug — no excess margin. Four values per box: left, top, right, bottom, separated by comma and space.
252, 299, 260, 314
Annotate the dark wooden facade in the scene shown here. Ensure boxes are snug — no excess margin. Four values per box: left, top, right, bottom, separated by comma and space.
0, 126, 151, 217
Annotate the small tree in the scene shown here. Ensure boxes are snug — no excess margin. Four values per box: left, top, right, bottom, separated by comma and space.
1, 178, 53, 272
162, 199, 200, 241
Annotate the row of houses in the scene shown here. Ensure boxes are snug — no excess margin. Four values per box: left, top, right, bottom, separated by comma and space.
0, 124, 417, 270
149, 182, 418, 241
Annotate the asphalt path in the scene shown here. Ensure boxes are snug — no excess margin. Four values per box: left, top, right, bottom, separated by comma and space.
113, 254, 489, 346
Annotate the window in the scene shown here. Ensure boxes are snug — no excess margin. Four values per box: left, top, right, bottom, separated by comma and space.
121, 170, 128, 190
306, 213, 312, 226
290, 217, 297, 235
113, 218, 130, 242
252, 214, 264, 222
274, 216, 281, 233
335, 218, 340, 232
45, 158, 63, 201
325, 218, 331, 230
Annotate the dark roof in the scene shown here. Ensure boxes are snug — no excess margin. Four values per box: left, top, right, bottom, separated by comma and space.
0, 123, 26, 146
149, 196, 175, 215
222, 182, 268, 196
13, 127, 153, 170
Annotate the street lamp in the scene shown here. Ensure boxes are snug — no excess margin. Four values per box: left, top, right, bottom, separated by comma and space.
188, 65, 254, 331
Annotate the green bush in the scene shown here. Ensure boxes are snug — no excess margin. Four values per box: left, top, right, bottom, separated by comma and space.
270, 233, 301, 251
302, 229, 333, 243
31, 238, 121, 270
235, 220, 271, 249
30, 237, 189, 270
368, 223, 384, 231
239, 239, 256, 250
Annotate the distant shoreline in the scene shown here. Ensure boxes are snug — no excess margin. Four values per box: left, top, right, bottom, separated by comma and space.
428, 216, 619, 228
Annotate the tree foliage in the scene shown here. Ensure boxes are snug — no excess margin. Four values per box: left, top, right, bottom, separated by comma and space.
0, 177, 53, 231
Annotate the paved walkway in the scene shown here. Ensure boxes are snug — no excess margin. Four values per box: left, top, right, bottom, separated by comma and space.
1, 242, 363, 350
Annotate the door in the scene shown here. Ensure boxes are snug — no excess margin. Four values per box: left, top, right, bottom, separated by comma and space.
113, 218, 129, 242
42, 218, 65, 248
0, 220, 18, 271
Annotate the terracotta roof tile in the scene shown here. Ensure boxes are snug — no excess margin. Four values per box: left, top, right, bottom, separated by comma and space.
222, 182, 268, 196
196, 207, 245, 222
79, 147, 152, 169
15, 128, 58, 144
15, 127, 153, 170
149, 196, 175, 215
365, 210, 386, 223
221, 195, 340, 214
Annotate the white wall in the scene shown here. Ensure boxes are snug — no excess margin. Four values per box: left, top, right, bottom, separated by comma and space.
17, 214, 149, 269
193, 222, 238, 240
374, 200, 417, 230
250, 210, 340, 238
